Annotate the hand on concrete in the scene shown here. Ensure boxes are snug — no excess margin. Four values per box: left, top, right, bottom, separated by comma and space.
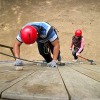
14, 59, 23, 66
76, 52, 80, 56
47, 60, 57, 67
70, 48, 72, 51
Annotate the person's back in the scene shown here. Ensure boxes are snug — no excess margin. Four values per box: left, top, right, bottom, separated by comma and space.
13, 22, 61, 70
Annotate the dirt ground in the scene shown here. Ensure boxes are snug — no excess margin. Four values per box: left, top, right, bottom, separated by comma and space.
0, 0, 100, 62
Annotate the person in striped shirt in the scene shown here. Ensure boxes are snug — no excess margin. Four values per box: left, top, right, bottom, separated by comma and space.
13, 22, 61, 70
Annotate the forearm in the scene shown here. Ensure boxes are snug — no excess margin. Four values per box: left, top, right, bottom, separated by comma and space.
53, 46, 60, 60
77, 38, 84, 53
53, 42, 60, 61
13, 41, 22, 58
13, 46, 20, 58
70, 42, 73, 48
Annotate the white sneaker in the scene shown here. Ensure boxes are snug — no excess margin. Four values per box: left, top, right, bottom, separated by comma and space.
72, 59, 77, 62
15, 66, 23, 71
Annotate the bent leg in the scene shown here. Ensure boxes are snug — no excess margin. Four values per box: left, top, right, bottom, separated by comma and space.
72, 50, 78, 59
37, 42, 52, 63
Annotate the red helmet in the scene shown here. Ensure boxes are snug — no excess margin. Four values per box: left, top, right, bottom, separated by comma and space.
75, 29, 82, 36
20, 26, 38, 44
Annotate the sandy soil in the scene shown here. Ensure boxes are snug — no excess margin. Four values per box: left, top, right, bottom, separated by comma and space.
0, 0, 100, 62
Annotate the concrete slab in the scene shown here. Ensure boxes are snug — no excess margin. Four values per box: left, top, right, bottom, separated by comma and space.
1, 67, 68, 100
0, 61, 100, 100
71, 64, 100, 82
58, 66, 100, 100
0, 62, 41, 96
74, 63, 100, 73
